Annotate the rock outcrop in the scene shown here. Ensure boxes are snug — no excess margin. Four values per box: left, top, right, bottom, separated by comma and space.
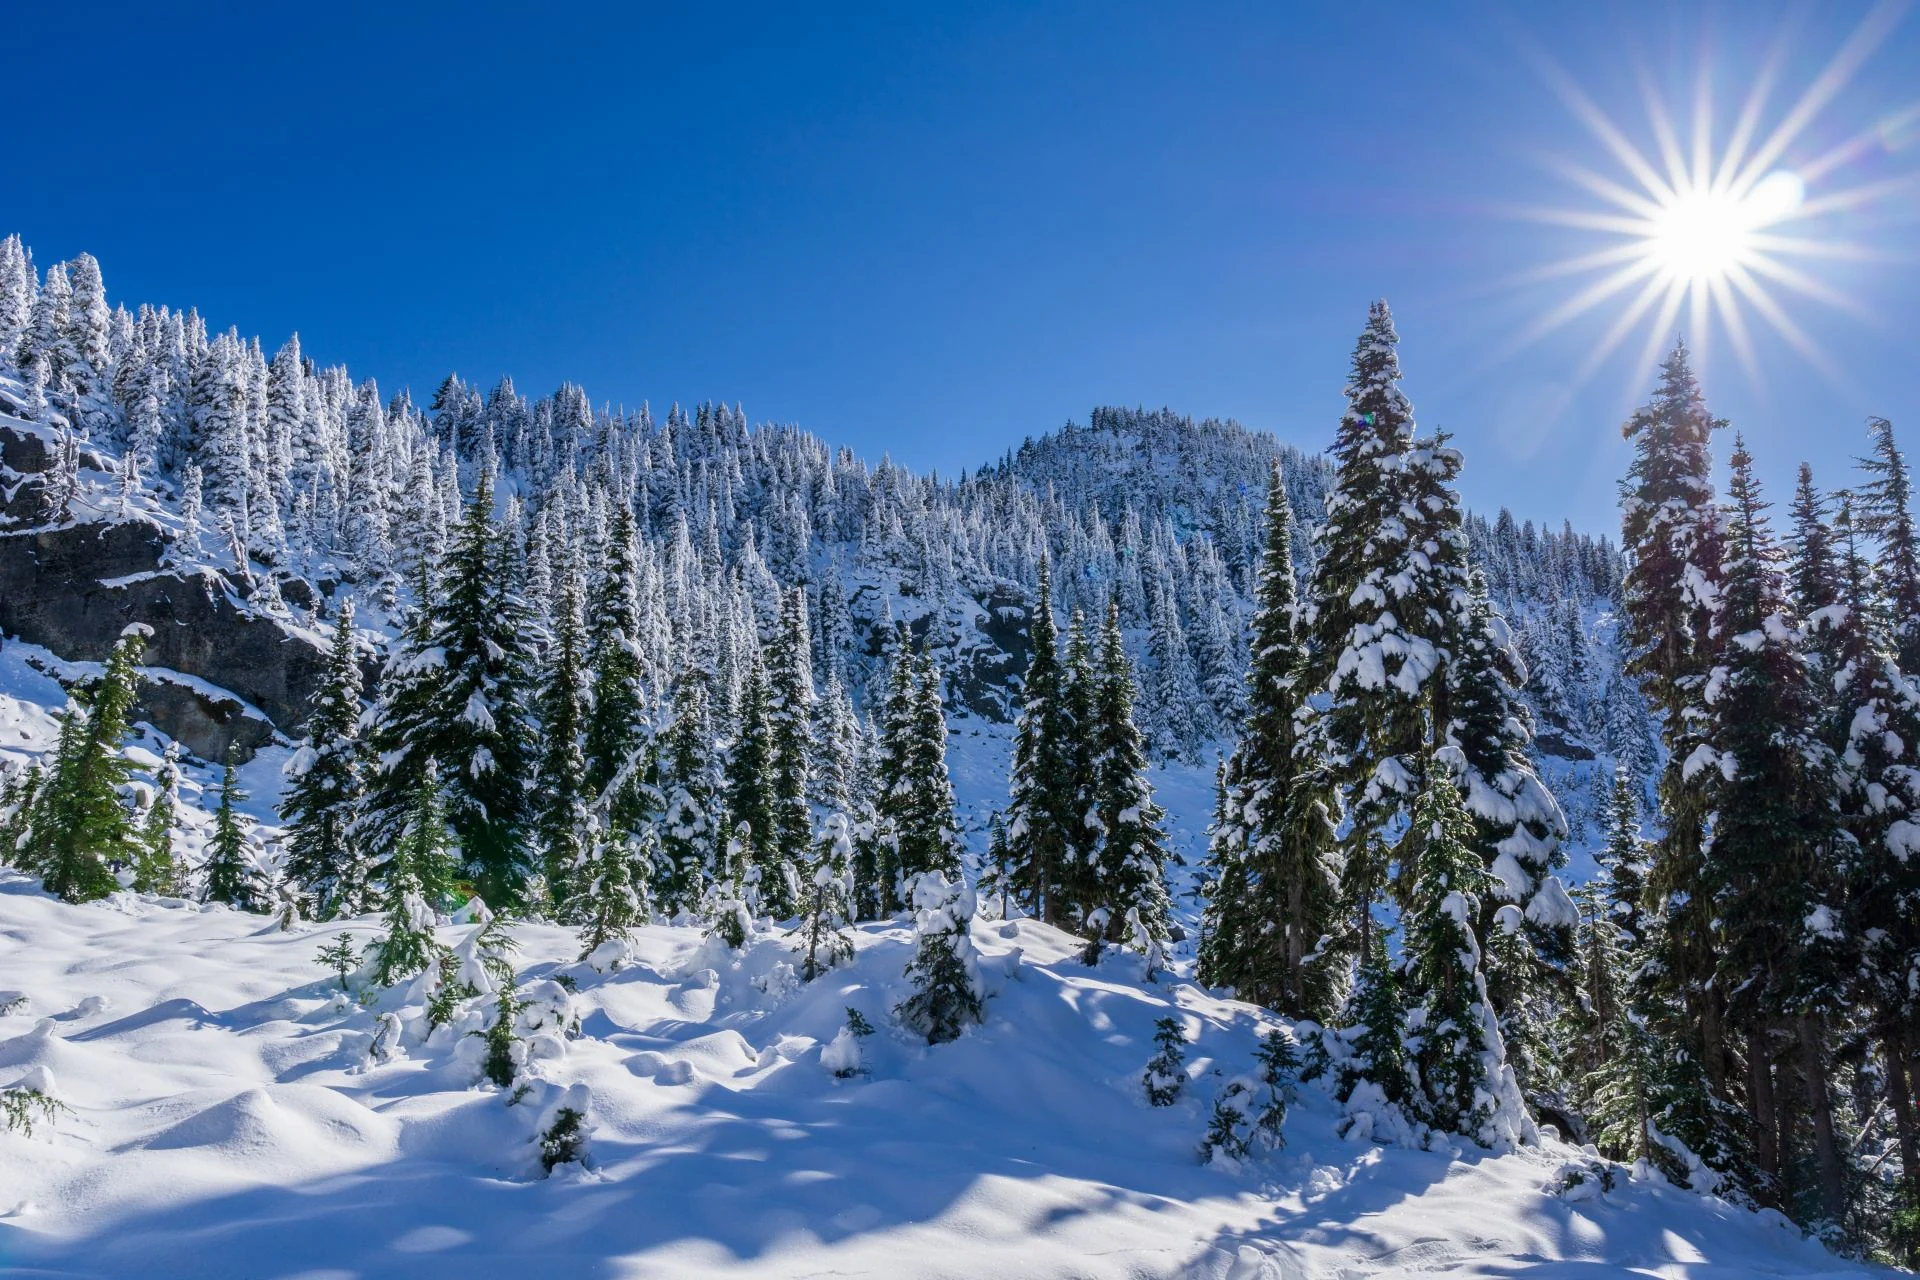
0, 420, 329, 761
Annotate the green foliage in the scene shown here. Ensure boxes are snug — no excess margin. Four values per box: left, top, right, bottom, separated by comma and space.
26, 626, 149, 903
316, 936, 361, 991
1201, 463, 1341, 1021
202, 755, 262, 910
2, 1086, 67, 1138
1143, 1016, 1187, 1106
538, 1106, 588, 1174
281, 601, 368, 918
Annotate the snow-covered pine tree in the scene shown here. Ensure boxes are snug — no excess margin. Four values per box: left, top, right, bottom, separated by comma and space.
1080, 599, 1172, 961
1707, 435, 1846, 1216
0, 234, 31, 359
1443, 569, 1573, 1098
1337, 927, 1415, 1122
655, 668, 718, 918
894, 649, 963, 894
1200, 462, 1340, 1021
584, 503, 652, 835
794, 811, 856, 981
767, 587, 817, 890
535, 560, 591, 912
133, 742, 184, 896
1004, 557, 1077, 925
1617, 340, 1730, 1109
894, 870, 984, 1045
22, 625, 149, 903
203, 754, 262, 911
1399, 764, 1527, 1146
1303, 301, 1434, 954
281, 602, 368, 918
724, 652, 788, 917
1826, 494, 1920, 1231
1857, 416, 1920, 675
371, 770, 453, 986
362, 470, 537, 910
569, 814, 646, 960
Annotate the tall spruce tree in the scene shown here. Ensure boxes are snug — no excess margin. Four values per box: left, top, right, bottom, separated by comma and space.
767, 588, 817, 884
1004, 557, 1076, 925
535, 560, 591, 911
725, 653, 790, 917
203, 754, 262, 911
656, 669, 719, 918
362, 470, 537, 910
584, 503, 652, 833
26, 625, 149, 903
1828, 494, 1920, 1234
1707, 435, 1845, 1211
1303, 302, 1434, 955
1200, 462, 1340, 1020
1080, 599, 1172, 959
1617, 341, 1730, 1109
281, 602, 368, 918
1858, 416, 1920, 674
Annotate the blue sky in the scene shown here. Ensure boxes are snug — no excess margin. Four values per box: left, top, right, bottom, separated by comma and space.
9, 3, 1917, 532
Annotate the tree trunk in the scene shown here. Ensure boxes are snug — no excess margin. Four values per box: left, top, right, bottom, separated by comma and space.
1798, 1014, 1846, 1227
1747, 1028, 1780, 1197
1892, 1039, 1920, 1267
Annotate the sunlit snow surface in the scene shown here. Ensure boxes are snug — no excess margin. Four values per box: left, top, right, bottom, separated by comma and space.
0, 884, 1886, 1276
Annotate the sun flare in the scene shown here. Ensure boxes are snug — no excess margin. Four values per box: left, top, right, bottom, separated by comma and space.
1506, 2, 1916, 397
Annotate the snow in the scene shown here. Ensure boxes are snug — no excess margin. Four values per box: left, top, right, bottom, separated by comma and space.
0, 876, 1891, 1278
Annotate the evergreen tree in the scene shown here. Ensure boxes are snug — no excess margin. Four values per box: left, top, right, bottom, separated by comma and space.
1200, 462, 1340, 1020
1399, 765, 1524, 1146
281, 602, 368, 918
895, 870, 984, 1045
535, 560, 591, 910
1616, 341, 1730, 1116
1303, 302, 1435, 954
1080, 599, 1172, 959
362, 471, 537, 910
569, 815, 647, 959
133, 742, 184, 897
1708, 436, 1845, 1214
1003, 557, 1076, 924
893, 650, 962, 892
794, 812, 856, 981
725, 653, 790, 916
24, 625, 148, 903
1339, 928, 1415, 1115
584, 503, 652, 833
767, 587, 816, 883
203, 754, 262, 911
1858, 416, 1920, 674
655, 669, 719, 918
1143, 1017, 1188, 1106
371, 772, 452, 986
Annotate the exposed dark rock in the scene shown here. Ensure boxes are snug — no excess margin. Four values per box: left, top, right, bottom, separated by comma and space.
0, 520, 329, 741
133, 672, 280, 763
1534, 728, 1597, 762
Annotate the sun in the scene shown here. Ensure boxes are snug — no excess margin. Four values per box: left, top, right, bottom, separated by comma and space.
1646, 169, 1802, 286
1502, 3, 1916, 396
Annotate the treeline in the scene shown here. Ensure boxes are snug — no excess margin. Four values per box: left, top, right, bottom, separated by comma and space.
0, 235, 1631, 765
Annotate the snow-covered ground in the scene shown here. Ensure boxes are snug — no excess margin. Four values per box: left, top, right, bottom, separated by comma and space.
0, 865, 1892, 1278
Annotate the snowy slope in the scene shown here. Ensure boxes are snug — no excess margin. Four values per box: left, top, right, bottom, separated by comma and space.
0, 875, 1887, 1280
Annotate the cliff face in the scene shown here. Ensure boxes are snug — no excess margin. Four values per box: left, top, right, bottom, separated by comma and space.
0, 419, 329, 762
